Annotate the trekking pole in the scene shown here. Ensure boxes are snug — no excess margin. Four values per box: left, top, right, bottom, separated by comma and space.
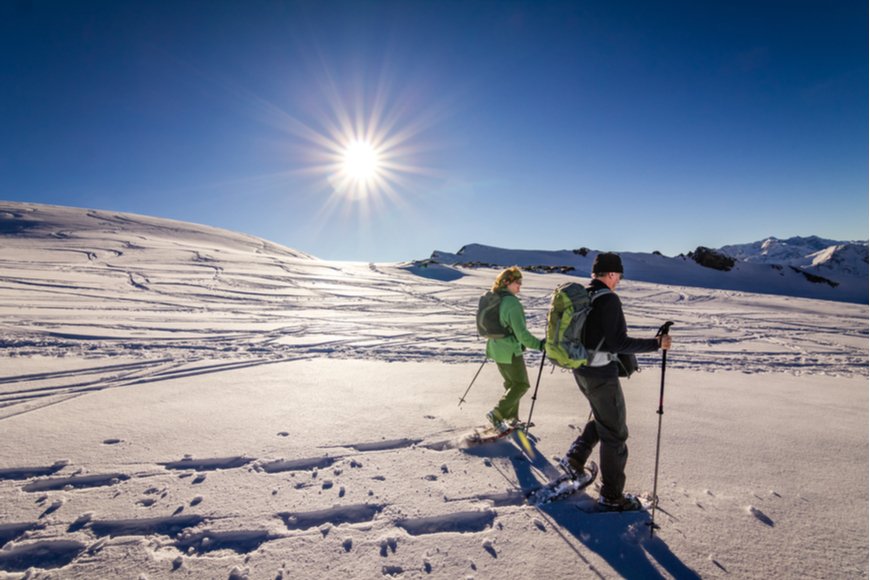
458, 359, 487, 407
523, 349, 548, 432
648, 321, 674, 538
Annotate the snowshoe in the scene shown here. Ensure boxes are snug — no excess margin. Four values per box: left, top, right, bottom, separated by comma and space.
461, 423, 516, 446
527, 461, 598, 506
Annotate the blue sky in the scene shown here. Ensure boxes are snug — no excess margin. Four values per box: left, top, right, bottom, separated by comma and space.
1, 1, 867, 261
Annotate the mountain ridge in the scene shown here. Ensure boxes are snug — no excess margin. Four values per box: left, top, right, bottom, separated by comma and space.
425, 238, 868, 304
1, 201, 865, 304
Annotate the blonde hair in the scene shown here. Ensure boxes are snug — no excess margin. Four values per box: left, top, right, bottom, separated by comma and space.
492, 266, 523, 292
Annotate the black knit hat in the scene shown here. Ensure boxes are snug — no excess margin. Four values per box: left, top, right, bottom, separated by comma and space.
592, 252, 624, 274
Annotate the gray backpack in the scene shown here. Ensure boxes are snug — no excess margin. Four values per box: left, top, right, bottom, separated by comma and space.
476, 290, 511, 339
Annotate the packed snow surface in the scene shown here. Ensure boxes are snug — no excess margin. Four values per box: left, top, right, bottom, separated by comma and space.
0, 202, 867, 579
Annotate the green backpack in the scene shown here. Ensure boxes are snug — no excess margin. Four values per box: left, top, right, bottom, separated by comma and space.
476, 290, 512, 339
545, 283, 611, 369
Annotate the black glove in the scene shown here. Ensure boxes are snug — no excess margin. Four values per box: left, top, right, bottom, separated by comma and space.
539, 339, 546, 352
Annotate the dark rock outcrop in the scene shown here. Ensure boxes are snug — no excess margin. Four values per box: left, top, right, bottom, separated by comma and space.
688, 247, 736, 271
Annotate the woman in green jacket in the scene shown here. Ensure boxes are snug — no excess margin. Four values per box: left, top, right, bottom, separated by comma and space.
486, 267, 545, 432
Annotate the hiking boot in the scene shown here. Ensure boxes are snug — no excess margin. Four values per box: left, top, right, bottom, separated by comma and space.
598, 493, 644, 512
486, 410, 511, 434
558, 455, 586, 479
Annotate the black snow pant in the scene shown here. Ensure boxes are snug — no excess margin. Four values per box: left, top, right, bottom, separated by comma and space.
567, 371, 629, 500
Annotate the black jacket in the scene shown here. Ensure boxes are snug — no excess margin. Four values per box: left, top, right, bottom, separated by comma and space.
579, 279, 659, 378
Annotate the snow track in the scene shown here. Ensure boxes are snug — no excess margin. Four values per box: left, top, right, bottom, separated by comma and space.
1, 204, 865, 422
0, 426, 556, 575
0, 203, 866, 578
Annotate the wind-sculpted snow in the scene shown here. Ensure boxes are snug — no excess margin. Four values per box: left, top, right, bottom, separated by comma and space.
1, 203, 866, 421
0, 203, 867, 578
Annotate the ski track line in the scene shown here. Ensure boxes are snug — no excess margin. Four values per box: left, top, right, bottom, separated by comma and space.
0, 227, 866, 434
0, 360, 185, 417
0, 359, 175, 386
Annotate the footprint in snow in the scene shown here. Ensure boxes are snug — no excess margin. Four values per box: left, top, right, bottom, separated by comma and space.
346, 438, 422, 452
89, 514, 205, 538
0, 522, 45, 545
160, 456, 252, 472
258, 456, 335, 474
0, 461, 68, 481
175, 529, 280, 555
0, 539, 86, 572
279, 503, 384, 531
396, 510, 495, 536
420, 440, 454, 451
24, 473, 130, 493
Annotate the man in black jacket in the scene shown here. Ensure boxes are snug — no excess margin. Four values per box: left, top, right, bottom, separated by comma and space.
561, 252, 672, 511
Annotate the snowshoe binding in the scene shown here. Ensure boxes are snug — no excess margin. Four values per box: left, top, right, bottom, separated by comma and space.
527, 461, 599, 506
486, 410, 512, 434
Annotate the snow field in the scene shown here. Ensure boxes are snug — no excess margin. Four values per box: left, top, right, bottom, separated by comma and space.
0, 203, 866, 578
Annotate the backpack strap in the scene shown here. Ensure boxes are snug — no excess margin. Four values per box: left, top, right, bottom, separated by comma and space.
497, 289, 515, 337
586, 288, 617, 366
589, 287, 612, 302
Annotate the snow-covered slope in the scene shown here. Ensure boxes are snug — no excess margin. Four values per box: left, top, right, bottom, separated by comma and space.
0, 202, 867, 579
0, 202, 312, 260
720, 235, 864, 265
428, 239, 869, 303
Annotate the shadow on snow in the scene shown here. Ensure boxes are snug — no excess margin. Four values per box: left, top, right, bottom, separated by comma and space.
510, 433, 701, 580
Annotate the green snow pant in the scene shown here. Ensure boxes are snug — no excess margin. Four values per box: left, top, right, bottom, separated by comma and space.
491, 355, 530, 423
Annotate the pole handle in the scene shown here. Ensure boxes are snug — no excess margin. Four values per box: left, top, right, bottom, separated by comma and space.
656, 321, 674, 338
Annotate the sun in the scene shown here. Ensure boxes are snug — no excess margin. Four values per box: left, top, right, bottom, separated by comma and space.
276, 72, 442, 210
342, 139, 381, 182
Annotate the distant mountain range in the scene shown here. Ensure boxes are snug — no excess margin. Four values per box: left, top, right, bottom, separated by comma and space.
1, 201, 865, 304
720, 236, 868, 276
423, 237, 868, 303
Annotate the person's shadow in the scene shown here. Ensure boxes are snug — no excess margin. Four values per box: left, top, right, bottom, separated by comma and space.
507, 432, 701, 579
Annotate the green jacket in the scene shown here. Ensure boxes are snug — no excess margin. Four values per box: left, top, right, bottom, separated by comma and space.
486, 293, 544, 364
